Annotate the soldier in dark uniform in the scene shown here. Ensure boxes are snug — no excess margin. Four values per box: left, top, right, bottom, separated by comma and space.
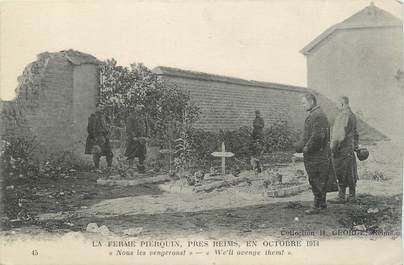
251, 110, 265, 173
252, 110, 265, 141
296, 93, 332, 214
85, 103, 113, 171
329, 96, 359, 203
125, 104, 149, 173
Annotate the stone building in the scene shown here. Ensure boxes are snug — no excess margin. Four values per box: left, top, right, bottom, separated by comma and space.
301, 3, 403, 141
153, 66, 385, 142
1, 50, 100, 159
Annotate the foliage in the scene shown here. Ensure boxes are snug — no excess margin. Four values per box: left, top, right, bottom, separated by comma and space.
220, 126, 253, 158
98, 59, 200, 145
184, 121, 298, 171
173, 107, 196, 172
187, 128, 219, 165
1, 137, 78, 182
1, 137, 39, 179
262, 121, 300, 152
173, 138, 191, 172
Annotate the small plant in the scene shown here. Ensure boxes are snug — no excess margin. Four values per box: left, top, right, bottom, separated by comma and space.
1, 137, 39, 179
262, 168, 283, 188
361, 169, 386, 181
174, 133, 192, 173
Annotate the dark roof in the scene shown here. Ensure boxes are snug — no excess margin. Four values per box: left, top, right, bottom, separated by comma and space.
153, 66, 307, 93
301, 3, 402, 55
37, 49, 101, 65
60, 49, 101, 65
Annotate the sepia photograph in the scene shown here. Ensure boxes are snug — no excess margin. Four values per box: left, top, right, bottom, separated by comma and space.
0, 0, 403, 264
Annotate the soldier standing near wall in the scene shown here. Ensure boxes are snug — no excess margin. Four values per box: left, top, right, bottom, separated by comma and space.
252, 110, 265, 141
251, 110, 265, 173
329, 96, 359, 203
125, 104, 149, 173
85, 103, 113, 172
295, 93, 331, 214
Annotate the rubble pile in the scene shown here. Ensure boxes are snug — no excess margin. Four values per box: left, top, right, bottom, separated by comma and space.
158, 164, 308, 198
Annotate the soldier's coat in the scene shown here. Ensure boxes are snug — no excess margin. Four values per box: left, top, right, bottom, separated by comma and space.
85, 111, 113, 156
331, 107, 359, 187
125, 112, 148, 160
252, 116, 265, 140
296, 106, 337, 192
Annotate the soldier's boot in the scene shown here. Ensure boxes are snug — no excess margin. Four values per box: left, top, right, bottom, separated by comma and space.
305, 196, 321, 214
319, 193, 327, 209
105, 154, 113, 172
137, 159, 146, 173
128, 158, 134, 169
305, 207, 320, 214
347, 186, 356, 203
93, 154, 100, 169
256, 160, 262, 173
137, 165, 145, 173
329, 186, 346, 204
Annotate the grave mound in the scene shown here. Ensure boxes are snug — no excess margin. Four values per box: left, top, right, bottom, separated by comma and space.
158, 165, 309, 198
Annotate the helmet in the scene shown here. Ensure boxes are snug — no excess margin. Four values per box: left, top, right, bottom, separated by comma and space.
356, 148, 369, 161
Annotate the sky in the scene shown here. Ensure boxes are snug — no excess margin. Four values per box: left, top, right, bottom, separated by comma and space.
0, 0, 402, 100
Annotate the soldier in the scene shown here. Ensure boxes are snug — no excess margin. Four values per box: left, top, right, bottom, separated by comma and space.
85, 103, 113, 171
329, 96, 359, 203
125, 104, 149, 173
296, 93, 331, 214
252, 110, 265, 141
251, 110, 265, 173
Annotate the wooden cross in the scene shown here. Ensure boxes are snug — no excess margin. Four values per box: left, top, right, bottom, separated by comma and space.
212, 142, 234, 175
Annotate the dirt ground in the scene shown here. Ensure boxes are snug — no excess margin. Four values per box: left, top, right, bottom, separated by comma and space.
1, 141, 402, 240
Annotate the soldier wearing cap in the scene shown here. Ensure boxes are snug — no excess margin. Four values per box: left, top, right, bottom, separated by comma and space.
329, 96, 359, 203
85, 102, 113, 171
252, 110, 265, 142
296, 93, 332, 214
125, 104, 149, 173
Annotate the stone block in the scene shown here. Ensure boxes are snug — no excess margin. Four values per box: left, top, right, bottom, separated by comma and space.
97, 174, 170, 186
264, 183, 310, 198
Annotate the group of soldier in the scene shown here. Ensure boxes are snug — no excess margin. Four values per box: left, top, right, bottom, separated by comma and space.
295, 93, 363, 214
85, 93, 365, 215
85, 104, 148, 173
252, 93, 364, 214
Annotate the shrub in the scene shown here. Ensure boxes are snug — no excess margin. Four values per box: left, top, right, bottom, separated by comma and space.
1, 137, 39, 179
220, 126, 252, 158
188, 128, 219, 166
99, 59, 200, 146
0, 137, 79, 182
184, 121, 298, 171
263, 121, 299, 152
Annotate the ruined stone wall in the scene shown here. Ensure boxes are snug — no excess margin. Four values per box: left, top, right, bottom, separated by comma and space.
16, 54, 74, 157
2, 51, 100, 161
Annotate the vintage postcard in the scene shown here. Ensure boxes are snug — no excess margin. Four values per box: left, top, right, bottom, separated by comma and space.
0, 0, 403, 264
